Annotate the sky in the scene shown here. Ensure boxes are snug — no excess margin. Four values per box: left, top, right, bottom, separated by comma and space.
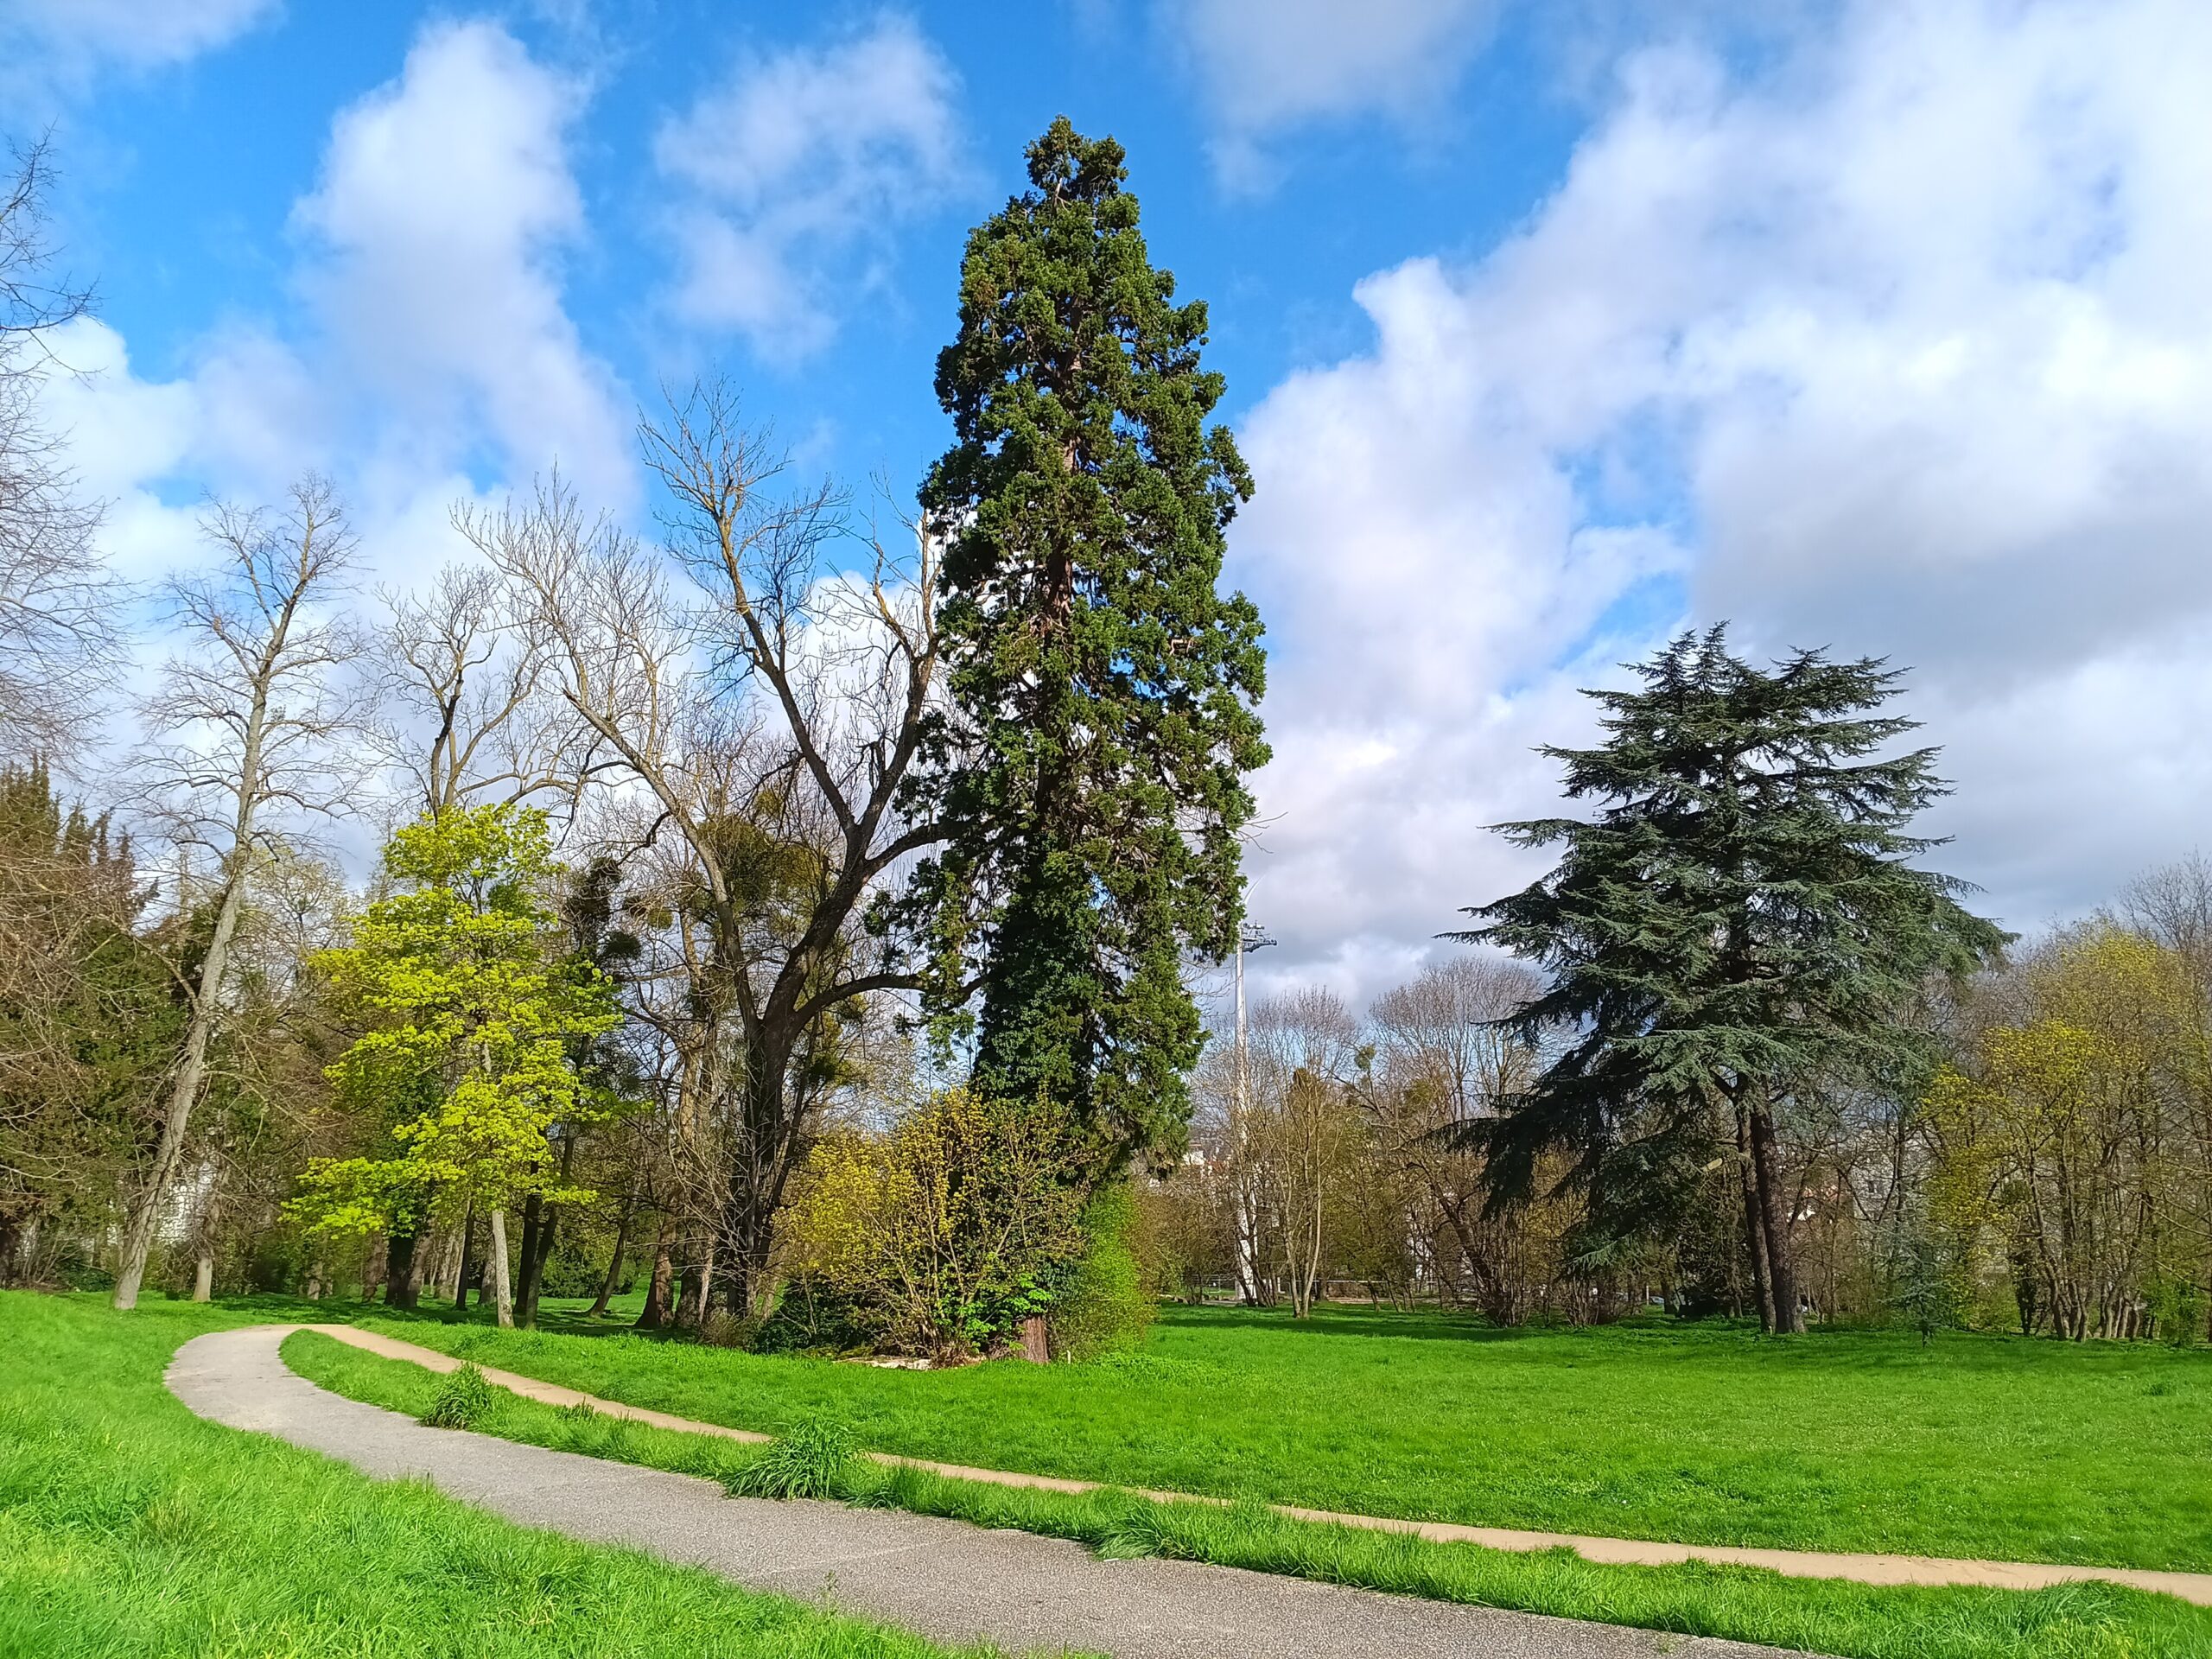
9, 0, 2212, 1012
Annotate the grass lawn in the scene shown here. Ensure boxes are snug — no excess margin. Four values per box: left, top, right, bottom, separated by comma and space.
287, 1325, 2212, 1659
361, 1299, 2212, 1573
0, 1290, 988, 1659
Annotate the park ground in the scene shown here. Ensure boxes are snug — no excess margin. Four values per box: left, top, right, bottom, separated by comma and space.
9, 1288, 2212, 1659
346, 1295, 2212, 1572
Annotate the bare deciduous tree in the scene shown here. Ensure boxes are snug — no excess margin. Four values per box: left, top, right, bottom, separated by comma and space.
479, 385, 948, 1314
373, 527, 598, 816
0, 138, 114, 753
1247, 987, 1362, 1317
1368, 957, 1546, 1321
112, 479, 363, 1310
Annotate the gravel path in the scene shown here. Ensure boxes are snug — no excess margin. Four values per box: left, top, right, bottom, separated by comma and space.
168, 1324, 1793, 1659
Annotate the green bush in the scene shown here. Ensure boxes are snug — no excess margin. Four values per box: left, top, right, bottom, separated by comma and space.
420, 1362, 496, 1429
753, 1280, 875, 1356
1047, 1182, 1153, 1362
2145, 1275, 2207, 1346
782, 1089, 1087, 1359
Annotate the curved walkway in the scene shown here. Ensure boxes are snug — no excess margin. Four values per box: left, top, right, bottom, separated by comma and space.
169, 1324, 1783, 1659
305, 1321, 2212, 1609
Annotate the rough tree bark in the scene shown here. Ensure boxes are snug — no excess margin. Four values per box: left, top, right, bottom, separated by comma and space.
1736, 1106, 1777, 1333
1747, 1100, 1803, 1334
383, 1230, 422, 1309
637, 1232, 674, 1330
486, 1206, 514, 1328
588, 1195, 632, 1317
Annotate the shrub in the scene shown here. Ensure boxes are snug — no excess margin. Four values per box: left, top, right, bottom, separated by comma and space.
697, 1310, 758, 1350
727, 1414, 861, 1500
752, 1280, 874, 1356
781, 1089, 1087, 1360
2145, 1275, 2207, 1347
420, 1363, 496, 1429
1048, 1182, 1154, 1362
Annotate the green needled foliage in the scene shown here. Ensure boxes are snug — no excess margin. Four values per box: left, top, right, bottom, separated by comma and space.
1454, 628, 2008, 1325
290, 804, 620, 1236
899, 117, 1268, 1162
0, 759, 181, 1268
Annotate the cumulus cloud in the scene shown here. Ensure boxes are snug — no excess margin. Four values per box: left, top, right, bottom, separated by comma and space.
0, 0, 275, 96
39, 16, 628, 601
654, 12, 964, 358
294, 17, 630, 508
1163, 0, 1497, 189
1230, 0, 2212, 1006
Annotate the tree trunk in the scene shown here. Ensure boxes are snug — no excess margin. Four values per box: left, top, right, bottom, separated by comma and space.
1737, 1109, 1776, 1332
588, 1198, 632, 1318
114, 732, 270, 1313
454, 1209, 478, 1314
518, 1197, 558, 1328
635, 1214, 675, 1330
1018, 1313, 1050, 1362
384, 1229, 422, 1309
486, 1207, 514, 1328
515, 1135, 574, 1328
361, 1231, 385, 1302
433, 1209, 467, 1303
190, 1173, 221, 1303
677, 1244, 715, 1330
515, 1193, 543, 1327
720, 1052, 785, 1322
1232, 1168, 1261, 1305
1747, 1103, 1803, 1334
1294, 1187, 1324, 1319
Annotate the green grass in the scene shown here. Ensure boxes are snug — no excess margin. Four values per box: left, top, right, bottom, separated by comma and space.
357, 1300, 2212, 1574
286, 1326, 2212, 1659
0, 1291, 992, 1659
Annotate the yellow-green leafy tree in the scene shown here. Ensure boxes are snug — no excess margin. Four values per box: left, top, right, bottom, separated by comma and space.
1926, 926, 2205, 1339
293, 804, 618, 1325
782, 1089, 1086, 1361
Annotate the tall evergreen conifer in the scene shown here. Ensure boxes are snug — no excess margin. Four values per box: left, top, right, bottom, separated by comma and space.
901, 118, 1267, 1162
1456, 628, 2005, 1332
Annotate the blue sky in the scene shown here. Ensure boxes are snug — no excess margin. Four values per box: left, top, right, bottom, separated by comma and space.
12, 0, 2212, 1004
47, 3, 1587, 516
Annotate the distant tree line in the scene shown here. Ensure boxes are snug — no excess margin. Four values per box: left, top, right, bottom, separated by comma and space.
1143, 636, 2211, 1344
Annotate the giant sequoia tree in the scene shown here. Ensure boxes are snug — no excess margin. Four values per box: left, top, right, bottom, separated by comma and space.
1457, 628, 2005, 1332
903, 118, 1268, 1162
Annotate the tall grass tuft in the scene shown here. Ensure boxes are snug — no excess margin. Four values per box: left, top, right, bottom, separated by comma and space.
726, 1414, 860, 1500
420, 1363, 497, 1429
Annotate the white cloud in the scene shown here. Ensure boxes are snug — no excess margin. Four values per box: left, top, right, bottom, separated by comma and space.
654, 12, 964, 358
1230, 0, 2212, 1007
0, 0, 275, 94
1164, 0, 1497, 190
36, 16, 629, 608
294, 17, 630, 507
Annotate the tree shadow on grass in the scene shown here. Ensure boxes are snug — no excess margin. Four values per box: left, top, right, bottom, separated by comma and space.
1158, 1304, 1529, 1344
1156, 1303, 1782, 1348
298, 1292, 675, 1343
